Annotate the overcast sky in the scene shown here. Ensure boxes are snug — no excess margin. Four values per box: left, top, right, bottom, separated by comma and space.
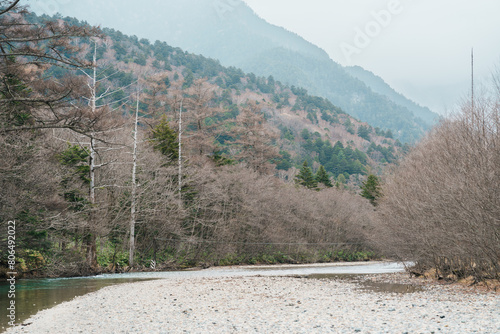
243, 0, 500, 115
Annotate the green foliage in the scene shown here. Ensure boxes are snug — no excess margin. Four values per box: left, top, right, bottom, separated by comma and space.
58, 144, 90, 183
163, 76, 171, 88
279, 126, 295, 141
15, 210, 51, 253
62, 189, 87, 209
97, 241, 129, 269
274, 150, 293, 171
361, 174, 382, 206
357, 125, 371, 141
344, 118, 355, 134
56, 138, 90, 215
328, 250, 376, 262
112, 42, 127, 60
291, 85, 344, 120
300, 128, 310, 140
182, 69, 194, 89
295, 161, 318, 189
367, 142, 396, 163
151, 117, 179, 161
303, 139, 367, 178
17, 249, 46, 272
307, 111, 318, 124
375, 127, 393, 139
112, 70, 135, 87
0, 61, 33, 126
133, 54, 147, 66
315, 165, 333, 187
213, 152, 235, 166
214, 249, 376, 267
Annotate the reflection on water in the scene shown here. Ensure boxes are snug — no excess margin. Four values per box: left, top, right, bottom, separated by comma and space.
0, 262, 406, 332
0, 278, 155, 332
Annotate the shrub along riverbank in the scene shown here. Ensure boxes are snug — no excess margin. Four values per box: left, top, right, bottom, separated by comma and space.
1, 164, 379, 279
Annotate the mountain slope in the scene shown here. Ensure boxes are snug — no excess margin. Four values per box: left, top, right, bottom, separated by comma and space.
32, 12, 403, 182
36, 0, 439, 142
345, 66, 439, 125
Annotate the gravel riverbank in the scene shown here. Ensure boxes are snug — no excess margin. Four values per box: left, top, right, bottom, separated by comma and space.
5, 273, 499, 333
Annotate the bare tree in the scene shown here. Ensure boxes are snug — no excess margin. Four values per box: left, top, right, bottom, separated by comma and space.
231, 102, 280, 174
373, 81, 500, 281
182, 79, 223, 163
0, 0, 101, 134
129, 92, 140, 266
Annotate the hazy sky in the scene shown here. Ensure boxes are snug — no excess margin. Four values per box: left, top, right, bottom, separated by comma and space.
243, 0, 500, 115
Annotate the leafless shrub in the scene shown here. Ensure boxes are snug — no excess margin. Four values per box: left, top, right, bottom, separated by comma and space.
373, 88, 500, 281
185, 164, 374, 264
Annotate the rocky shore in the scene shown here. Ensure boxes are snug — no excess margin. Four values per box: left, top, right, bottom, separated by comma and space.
5, 273, 499, 333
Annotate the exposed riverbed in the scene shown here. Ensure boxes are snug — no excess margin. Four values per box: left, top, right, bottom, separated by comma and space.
1, 261, 402, 331
3, 262, 499, 333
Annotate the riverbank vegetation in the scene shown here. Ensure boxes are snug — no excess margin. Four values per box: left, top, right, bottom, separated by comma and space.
371, 91, 500, 282
0, 3, 379, 278
0, 1, 498, 282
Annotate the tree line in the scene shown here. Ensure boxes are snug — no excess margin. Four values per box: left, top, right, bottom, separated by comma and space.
2, 1, 496, 283
0, 2, 376, 277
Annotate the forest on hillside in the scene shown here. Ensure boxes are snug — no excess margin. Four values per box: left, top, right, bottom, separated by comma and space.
0, 3, 380, 277
55, 0, 438, 143
1, 2, 498, 281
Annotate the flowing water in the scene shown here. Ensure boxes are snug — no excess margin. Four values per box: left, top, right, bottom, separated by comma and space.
1, 261, 409, 331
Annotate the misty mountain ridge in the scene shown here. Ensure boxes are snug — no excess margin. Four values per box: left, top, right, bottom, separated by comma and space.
345, 66, 438, 125
30, 0, 439, 142
28, 11, 403, 180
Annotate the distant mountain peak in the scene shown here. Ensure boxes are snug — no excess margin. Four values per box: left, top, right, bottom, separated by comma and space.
33, 0, 438, 142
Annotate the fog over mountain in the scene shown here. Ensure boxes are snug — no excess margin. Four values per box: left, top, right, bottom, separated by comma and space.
245, 0, 500, 115
29, 0, 439, 141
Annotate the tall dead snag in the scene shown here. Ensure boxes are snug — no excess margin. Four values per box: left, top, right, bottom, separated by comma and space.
60, 40, 127, 270
129, 92, 139, 266
0, 1, 104, 271
128, 75, 183, 267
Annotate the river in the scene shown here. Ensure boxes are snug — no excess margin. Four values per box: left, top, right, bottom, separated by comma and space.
0, 261, 405, 332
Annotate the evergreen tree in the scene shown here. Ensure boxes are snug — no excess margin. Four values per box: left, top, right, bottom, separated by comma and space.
360, 174, 382, 206
357, 125, 371, 141
315, 165, 332, 187
182, 70, 194, 89
295, 161, 318, 189
151, 116, 179, 160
